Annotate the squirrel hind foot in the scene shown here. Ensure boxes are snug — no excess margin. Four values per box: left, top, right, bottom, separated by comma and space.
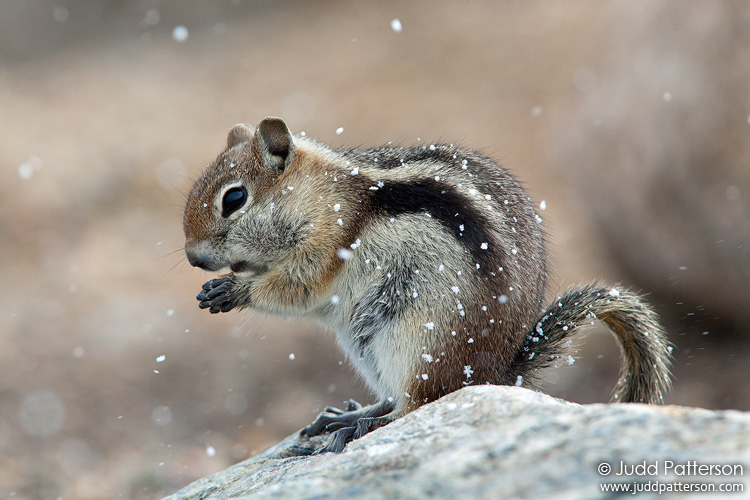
302, 399, 397, 453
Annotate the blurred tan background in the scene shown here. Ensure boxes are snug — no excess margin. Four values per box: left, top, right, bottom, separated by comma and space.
1, 1, 748, 498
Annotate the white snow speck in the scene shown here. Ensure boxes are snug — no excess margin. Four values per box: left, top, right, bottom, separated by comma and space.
330, 295, 340, 305
18, 156, 42, 180
726, 185, 740, 201
337, 248, 353, 260
422, 354, 434, 363
337, 218, 344, 226
608, 289, 620, 297
567, 356, 575, 365
451, 286, 460, 294
421, 373, 429, 380
151, 405, 172, 425
391, 18, 402, 32
336, 127, 344, 135
140, 8, 159, 28
53, 6, 69, 23
333, 203, 341, 212
156, 355, 166, 363
412, 290, 419, 298
480, 242, 488, 250
539, 200, 547, 210
72, 346, 84, 358
663, 92, 672, 102
463, 366, 474, 379
166, 309, 174, 317
515, 375, 523, 386
206, 445, 216, 457
172, 25, 189, 42
350, 167, 359, 175
531, 106, 543, 117
424, 322, 435, 330
289, 353, 295, 360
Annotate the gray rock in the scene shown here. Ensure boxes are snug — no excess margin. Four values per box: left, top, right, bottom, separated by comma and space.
164, 386, 749, 499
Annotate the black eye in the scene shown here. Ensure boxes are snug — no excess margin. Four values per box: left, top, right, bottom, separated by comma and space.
221, 186, 248, 218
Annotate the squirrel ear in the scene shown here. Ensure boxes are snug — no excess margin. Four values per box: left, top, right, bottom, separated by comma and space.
253, 117, 296, 174
227, 123, 254, 149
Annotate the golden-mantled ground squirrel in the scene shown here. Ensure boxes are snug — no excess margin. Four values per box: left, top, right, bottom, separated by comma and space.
183, 117, 672, 453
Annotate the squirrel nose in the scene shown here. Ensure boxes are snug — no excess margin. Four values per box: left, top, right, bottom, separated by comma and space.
187, 253, 211, 270
185, 242, 221, 271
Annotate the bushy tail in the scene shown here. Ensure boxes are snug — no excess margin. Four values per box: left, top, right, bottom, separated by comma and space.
511, 283, 672, 404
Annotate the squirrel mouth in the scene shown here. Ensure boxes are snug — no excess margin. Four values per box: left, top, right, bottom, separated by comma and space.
229, 261, 269, 276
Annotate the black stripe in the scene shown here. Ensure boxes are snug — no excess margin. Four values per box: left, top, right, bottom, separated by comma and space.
368, 179, 499, 276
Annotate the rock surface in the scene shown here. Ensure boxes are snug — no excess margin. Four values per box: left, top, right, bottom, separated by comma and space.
164, 386, 749, 499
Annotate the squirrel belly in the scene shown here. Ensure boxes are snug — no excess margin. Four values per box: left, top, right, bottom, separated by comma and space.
184, 117, 672, 452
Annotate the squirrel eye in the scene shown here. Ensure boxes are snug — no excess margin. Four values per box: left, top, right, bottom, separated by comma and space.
221, 186, 248, 218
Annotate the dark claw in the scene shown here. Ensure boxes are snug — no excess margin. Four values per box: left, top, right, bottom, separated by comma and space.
301, 412, 340, 437
353, 415, 390, 439
344, 399, 363, 412
313, 427, 357, 454
323, 421, 350, 433
205, 281, 231, 300
196, 277, 236, 313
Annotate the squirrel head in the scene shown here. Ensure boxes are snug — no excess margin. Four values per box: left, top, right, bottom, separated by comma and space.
183, 117, 297, 273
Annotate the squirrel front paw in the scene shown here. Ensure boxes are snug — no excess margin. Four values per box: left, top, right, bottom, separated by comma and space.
196, 277, 237, 313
